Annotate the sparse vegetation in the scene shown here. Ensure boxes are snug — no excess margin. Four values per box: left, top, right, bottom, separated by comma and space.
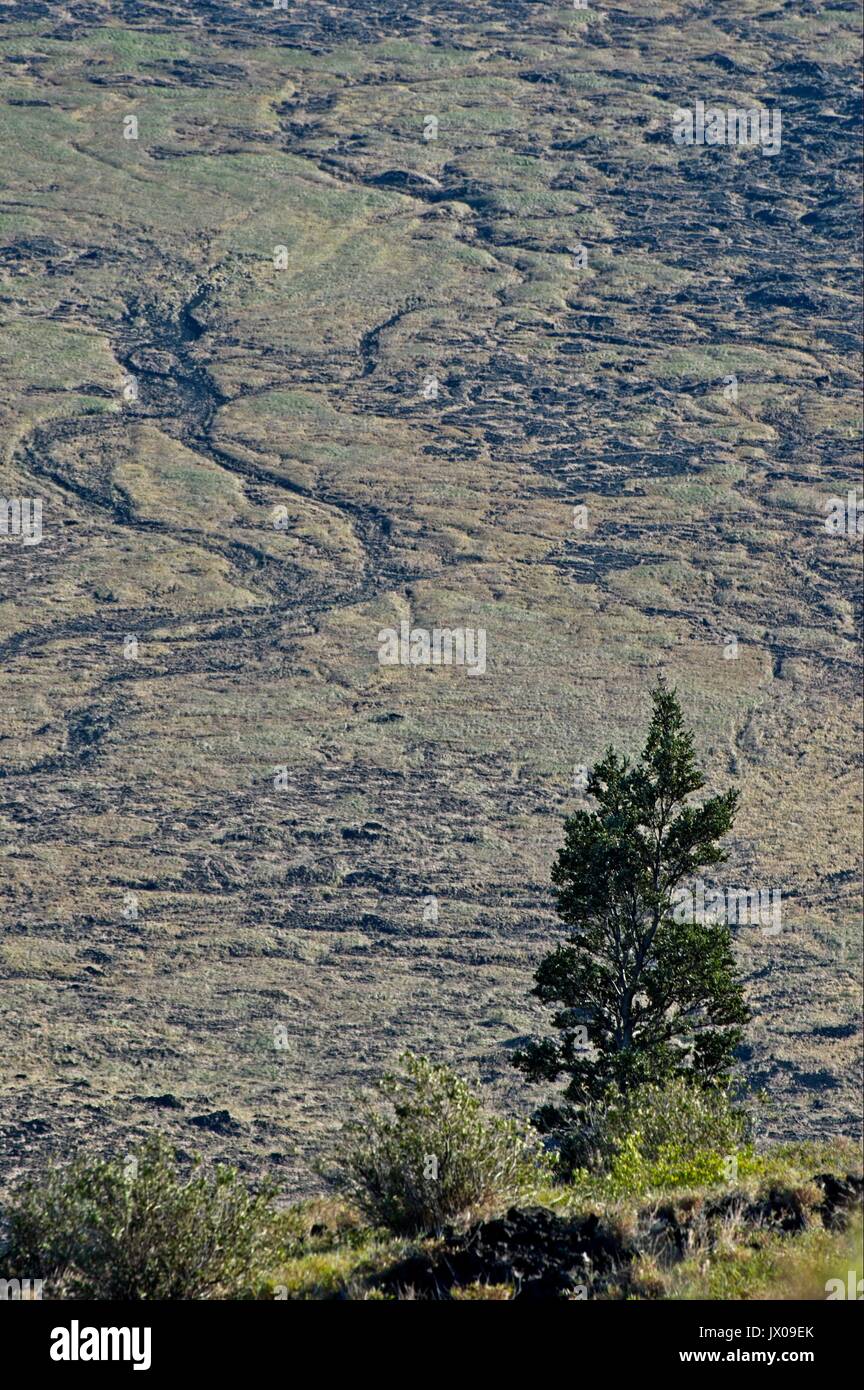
0, 0, 859, 1313
289, 1135, 861, 1301
0, 1124, 859, 1301
548, 1076, 757, 1190
324, 1052, 552, 1235
0, 1137, 283, 1300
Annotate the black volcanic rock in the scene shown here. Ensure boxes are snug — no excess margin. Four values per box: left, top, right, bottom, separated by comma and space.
377, 1205, 635, 1300
189, 1109, 242, 1136
814, 1172, 864, 1230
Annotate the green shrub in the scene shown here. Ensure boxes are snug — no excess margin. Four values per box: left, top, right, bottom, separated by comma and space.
577, 1129, 764, 1198
547, 1077, 754, 1181
0, 1136, 282, 1299
328, 1052, 553, 1235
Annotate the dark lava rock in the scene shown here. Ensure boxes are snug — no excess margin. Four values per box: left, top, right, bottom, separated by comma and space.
708, 1186, 809, 1235
357, 912, 389, 930
750, 1186, 810, 1233
341, 825, 379, 841
80, 947, 113, 965
128, 348, 178, 375
813, 1023, 858, 1040
368, 169, 442, 193
376, 1205, 635, 1301
642, 1203, 692, 1264
140, 1093, 184, 1111
189, 1109, 241, 1136
20, 1118, 52, 1134
341, 869, 388, 887
814, 1173, 864, 1231
700, 51, 749, 73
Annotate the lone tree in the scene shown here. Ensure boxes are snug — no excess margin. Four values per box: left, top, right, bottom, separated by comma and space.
513, 681, 748, 1128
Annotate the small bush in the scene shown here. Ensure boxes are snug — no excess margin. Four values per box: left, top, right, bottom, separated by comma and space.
327, 1052, 552, 1235
575, 1129, 764, 1199
0, 1136, 282, 1299
545, 1077, 753, 1180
